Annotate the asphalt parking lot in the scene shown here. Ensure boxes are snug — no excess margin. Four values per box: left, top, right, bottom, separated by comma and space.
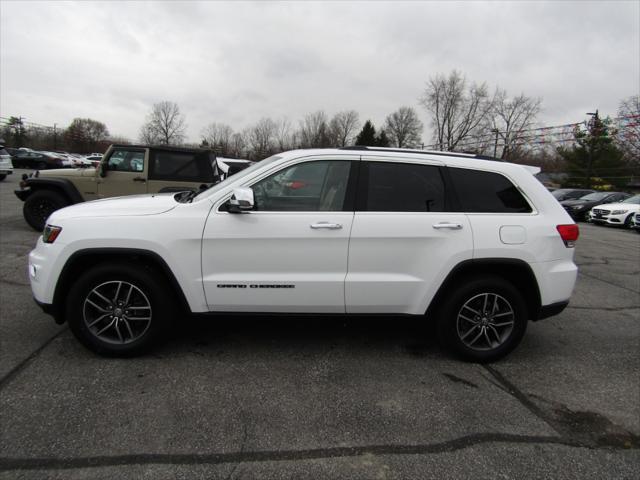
0, 169, 638, 479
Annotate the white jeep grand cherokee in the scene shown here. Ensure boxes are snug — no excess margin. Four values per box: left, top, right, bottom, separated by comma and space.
28, 147, 579, 362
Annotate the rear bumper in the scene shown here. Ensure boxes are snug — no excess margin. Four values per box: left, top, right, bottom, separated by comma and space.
534, 301, 569, 321
0, 170, 13, 175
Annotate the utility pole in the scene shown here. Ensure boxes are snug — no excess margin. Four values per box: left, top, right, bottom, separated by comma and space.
492, 128, 500, 158
53, 123, 58, 150
585, 110, 599, 189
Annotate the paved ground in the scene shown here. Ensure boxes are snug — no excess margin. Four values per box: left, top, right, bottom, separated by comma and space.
0, 169, 638, 479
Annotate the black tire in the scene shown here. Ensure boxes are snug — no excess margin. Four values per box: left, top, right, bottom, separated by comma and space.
37, 161, 47, 170
0, 174, 6, 181
23, 189, 69, 231
66, 262, 174, 357
436, 275, 528, 363
624, 214, 633, 228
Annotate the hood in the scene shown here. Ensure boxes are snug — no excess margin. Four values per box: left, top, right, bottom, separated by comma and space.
592, 202, 640, 211
50, 193, 178, 221
38, 167, 98, 178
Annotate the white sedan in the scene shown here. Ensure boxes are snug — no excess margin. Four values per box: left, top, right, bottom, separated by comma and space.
589, 194, 640, 227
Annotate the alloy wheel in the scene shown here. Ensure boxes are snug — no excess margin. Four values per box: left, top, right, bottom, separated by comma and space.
83, 281, 152, 345
456, 293, 515, 351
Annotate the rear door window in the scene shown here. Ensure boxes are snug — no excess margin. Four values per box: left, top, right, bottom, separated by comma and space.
449, 167, 532, 213
362, 162, 446, 212
149, 150, 213, 182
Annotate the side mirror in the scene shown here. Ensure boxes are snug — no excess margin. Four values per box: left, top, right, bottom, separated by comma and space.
99, 161, 107, 178
228, 187, 254, 213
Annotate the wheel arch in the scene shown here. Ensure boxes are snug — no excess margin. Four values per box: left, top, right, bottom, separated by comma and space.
52, 248, 191, 324
23, 178, 84, 204
425, 258, 542, 321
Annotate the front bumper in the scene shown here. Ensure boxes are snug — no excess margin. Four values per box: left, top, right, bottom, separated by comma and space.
14, 188, 31, 201
588, 211, 631, 226
34, 297, 65, 324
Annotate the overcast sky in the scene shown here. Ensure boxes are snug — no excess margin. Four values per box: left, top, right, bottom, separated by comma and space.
1, 1, 638, 143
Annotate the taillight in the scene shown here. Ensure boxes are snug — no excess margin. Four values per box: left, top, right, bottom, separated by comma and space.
43, 224, 62, 243
556, 224, 579, 248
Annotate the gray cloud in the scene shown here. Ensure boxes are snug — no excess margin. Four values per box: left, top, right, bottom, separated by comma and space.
1, 1, 638, 143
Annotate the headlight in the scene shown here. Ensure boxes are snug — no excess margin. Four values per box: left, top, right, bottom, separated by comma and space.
43, 224, 62, 243
571, 205, 584, 210
611, 210, 628, 215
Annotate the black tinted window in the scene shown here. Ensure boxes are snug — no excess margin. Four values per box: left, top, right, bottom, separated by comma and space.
149, 150, 212, 182
364, 162, 445, 212
252, 160, 352, 211
449, 168, 531, 213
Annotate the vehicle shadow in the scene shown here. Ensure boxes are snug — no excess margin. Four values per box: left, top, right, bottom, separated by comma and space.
161, 313, 442, 359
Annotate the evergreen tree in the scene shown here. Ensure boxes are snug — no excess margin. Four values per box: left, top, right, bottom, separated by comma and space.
558, 112, 631, 189
376, 130, 390, 147
355, 120, 377, 146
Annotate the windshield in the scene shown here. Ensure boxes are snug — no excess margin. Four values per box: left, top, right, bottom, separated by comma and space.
622, 195, 640, 204
194, 155, 282, 201
551, 189, 572, 199
580, 192, 609, 201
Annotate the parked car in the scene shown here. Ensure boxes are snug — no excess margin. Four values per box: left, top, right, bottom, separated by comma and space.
551, 188, 595, 202
630, 212, 640, 232
11, 150, 65, 170
28, 146, 579, 361
588, 194, 640, 227
560, 191, 631, 221
15, 144, 227, 231
83, 155, 103, 167
216, 157, 253, 179
0, 139, 14, 181
5, 147, 21, 159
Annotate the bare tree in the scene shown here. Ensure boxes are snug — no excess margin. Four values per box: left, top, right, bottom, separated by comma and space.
274, 117, 293, 152
384, 107, 423, 148
201, 122, 233, 156
329, 110, 360, 147
247, 118, 277, 159
139, 122, 160, 144
488, 90, 542, 159
298, 111, 330, 148
616, 95, 640, 165
419, 70, 495, 151
140, 101, 186, 145
229, 132, 248, 158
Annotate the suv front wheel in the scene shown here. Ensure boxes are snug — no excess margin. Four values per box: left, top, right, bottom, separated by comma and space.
66, 263, 173, 356
437, 275, 528, 363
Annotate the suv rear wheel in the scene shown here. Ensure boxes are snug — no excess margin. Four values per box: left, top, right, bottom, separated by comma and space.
66, 263, 173, 357
437, 275, 528, 363
23, 190, 69, 231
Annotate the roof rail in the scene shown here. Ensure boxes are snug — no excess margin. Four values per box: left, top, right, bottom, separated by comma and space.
339, 146, 503, 162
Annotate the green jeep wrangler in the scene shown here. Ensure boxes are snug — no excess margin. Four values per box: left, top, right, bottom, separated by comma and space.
15, 144, 247, 231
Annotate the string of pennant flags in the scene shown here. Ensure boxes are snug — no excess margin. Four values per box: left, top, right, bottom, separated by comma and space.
421, 114, 639, 152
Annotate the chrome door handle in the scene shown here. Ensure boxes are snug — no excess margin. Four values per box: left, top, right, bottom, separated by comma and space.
432, 222, 463, 230
310, 222, 342, 230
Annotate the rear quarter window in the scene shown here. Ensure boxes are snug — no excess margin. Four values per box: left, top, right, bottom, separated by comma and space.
449, 167, 532, 213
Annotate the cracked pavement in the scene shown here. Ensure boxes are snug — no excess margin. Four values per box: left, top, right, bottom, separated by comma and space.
1, 170, 639, 479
